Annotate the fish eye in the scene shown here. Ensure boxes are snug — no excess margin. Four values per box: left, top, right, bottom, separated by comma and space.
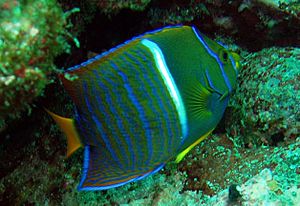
218, 49, 229, 63
222, 52, 228, 61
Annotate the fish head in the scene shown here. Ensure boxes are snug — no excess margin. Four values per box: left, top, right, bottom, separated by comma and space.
200, 35, 240, 100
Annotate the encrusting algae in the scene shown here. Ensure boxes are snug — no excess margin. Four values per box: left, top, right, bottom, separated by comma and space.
0, 0, 78, 129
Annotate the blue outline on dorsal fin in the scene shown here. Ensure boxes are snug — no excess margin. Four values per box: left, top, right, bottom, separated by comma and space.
65, 25, 185, 72
216, 41, 228, 49
189, 24, 227, 49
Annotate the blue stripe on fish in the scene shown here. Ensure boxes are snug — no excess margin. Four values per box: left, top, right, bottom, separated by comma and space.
73, 84, 103, 148
109, 60, 154, 166
78, 145, 165, 191
77, 75, 134, 174
104, 59, 145, 170
99, 67, 142, 171
74, 110, 88, 144
78, 145, 90, 191
205, 69, 218, 93
92, 162, 165, 186
93, 70, 136, 170
122, 50, 167, 161
141, 50, 181, 155
87, 164, 161, 184
91, 71, 131, 168
79, 141, 166, 190
116, 53, 156, 167
76, 111, 115, 176
141, 39, 187, 141
133, 163, 165, 181
81, 83, 103, 148
216, 41, 227, 48
134, 49, 176, 155
192, 27, 232, 92
82, 81, 123, 168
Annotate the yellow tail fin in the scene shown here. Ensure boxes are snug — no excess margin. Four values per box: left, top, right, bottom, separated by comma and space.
45, 109, 82, 157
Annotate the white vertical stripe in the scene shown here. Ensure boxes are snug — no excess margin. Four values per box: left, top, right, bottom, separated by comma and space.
141, 39, 187, 138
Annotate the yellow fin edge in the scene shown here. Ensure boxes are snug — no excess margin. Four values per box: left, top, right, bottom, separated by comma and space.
175, 128, 214, 163
45, 108, 82, 158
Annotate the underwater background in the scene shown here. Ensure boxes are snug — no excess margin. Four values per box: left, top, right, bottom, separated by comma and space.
0, 0, 299, 205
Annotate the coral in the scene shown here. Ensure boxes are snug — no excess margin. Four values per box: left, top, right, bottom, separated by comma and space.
0, 0, 75, 128
179, 137, 300, 205
229, 47, 300, 146
207, 164, 300, 205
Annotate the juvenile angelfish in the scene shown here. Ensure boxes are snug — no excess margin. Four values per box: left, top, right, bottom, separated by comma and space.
47, 25, 240, 191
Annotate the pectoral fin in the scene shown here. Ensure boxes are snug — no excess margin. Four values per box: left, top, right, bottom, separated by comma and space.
185, 82, 213, 120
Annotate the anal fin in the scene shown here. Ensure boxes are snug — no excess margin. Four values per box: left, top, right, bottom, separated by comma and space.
175, 128, 214, 163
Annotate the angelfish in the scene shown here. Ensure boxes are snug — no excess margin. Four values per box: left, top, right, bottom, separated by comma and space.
47, 25, 240, 191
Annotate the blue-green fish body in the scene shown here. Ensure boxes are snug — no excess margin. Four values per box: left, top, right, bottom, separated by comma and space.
48, 25, 240, 191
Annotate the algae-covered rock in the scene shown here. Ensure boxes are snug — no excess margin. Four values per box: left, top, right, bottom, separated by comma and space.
0, 0, 73, 127
230, 47, 300, 145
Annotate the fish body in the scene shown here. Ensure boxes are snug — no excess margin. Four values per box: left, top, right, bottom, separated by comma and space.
48, 25, 240, 191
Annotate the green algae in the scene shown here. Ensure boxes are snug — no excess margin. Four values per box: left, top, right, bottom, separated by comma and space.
229, 47, 300, 146
0, 0, 76, 128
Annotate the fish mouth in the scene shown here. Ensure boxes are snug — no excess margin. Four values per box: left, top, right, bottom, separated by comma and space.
219, 91, 230, 101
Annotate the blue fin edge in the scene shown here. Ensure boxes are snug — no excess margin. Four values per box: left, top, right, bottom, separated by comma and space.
77, 145, 165, 191
66, 25, 184, 72
77, 145, 90, 191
